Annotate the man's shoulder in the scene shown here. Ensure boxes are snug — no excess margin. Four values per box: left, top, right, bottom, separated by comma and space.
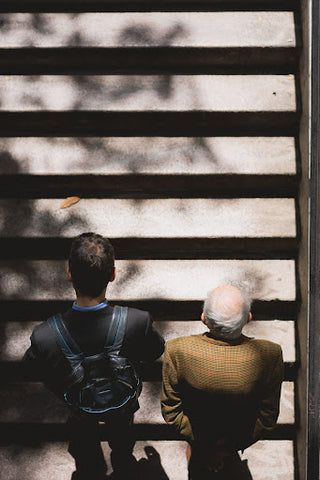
30, 306, 75, 346
31, 317, 52, 338
30, 316, 61, 354
248, 337, 283, 359
121, 305, 150, 331
115, 305, 149, 338
125, 306, 149, 320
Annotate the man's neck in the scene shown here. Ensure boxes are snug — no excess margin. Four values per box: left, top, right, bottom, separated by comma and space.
75, 291, 106, 308
206, 331, 244, 344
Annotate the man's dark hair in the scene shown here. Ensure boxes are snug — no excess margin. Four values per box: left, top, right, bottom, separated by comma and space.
68, 232, 115, 298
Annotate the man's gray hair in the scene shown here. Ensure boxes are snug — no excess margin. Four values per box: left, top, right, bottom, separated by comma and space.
203, 287, 252, 340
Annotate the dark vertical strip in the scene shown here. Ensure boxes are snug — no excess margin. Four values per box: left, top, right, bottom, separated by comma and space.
308, 0, 320, 478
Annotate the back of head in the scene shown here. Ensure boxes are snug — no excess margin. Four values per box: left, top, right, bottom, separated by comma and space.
203, 285, 251, 341
68, 232, 115, 298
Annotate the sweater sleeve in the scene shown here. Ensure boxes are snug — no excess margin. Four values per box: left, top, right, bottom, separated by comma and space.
161, 341, 194, 443
250, 345, 284, 445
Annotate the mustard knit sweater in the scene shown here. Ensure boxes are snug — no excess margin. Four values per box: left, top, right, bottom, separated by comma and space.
161, 333, 284, 451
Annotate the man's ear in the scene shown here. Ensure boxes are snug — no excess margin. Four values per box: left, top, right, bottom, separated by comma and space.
66, 265, 72, 282
109, 267, 116, 283
248, 312, 252, 323
201, 312, 206, 324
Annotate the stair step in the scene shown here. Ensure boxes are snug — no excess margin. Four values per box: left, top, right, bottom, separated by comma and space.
138, 381, 294, 425
0, 137, 297, 175
0, 381, 294, 425
0, 12, 295, 47
0, 440, 294, 480
244, 441, 294, 480
0, 259, 295, 301
0, 198, 296, 238
1, 320, 295, 363
1, 75, 296, 112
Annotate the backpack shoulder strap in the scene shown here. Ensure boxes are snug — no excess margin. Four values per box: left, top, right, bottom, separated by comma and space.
104, 305, 128, 356
48, 313, 83, 357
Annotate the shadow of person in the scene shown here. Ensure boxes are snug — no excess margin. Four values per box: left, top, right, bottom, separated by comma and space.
135, 447, 169, 480
189, 450, 253, 480
106, 446, 169, 480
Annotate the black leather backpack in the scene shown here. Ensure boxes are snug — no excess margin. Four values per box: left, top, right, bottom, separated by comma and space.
48, 305, 141, 419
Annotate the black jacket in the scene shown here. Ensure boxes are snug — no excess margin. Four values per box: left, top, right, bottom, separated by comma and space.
23, 303, 165, 397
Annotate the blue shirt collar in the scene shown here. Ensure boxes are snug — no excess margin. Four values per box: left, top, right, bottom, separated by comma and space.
72, 299, 108, 312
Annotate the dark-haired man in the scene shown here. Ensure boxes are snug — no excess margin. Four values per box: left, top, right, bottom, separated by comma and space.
24, 232, 165, 480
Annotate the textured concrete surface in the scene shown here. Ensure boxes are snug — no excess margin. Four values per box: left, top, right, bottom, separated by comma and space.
0, 443, 74, 480
1, 75, 296, 111
0, 440, 294, 480
0, 12, 296, 47
0, 137, 297, 175
0, 259, 296, 300
0, 198, 296, 238
243, 441, 294, 480
1, 320, 295, 363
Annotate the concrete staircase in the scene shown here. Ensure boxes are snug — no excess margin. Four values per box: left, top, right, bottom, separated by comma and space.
0, 2, 300, 479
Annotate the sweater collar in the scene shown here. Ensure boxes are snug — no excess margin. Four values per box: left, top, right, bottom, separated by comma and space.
72, 299, 108, 312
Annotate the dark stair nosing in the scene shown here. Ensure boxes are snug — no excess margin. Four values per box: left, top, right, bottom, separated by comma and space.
0, 300, 298, 321
0, 174, 299, 198
0, 111, 299, 137
0, 0, 299, 13
0, 47, 298, 75
0, 422, 296, 443
0, 237, 299, 260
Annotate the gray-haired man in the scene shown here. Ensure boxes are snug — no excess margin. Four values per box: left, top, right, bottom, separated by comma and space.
162, 285, 284, 479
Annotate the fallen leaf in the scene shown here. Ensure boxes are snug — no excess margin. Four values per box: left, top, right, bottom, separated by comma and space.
60, 196, 81, 209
